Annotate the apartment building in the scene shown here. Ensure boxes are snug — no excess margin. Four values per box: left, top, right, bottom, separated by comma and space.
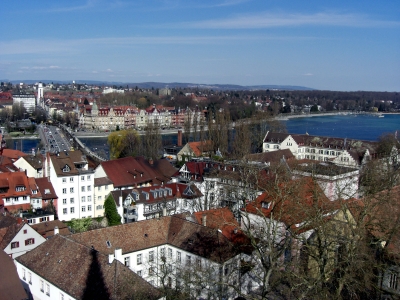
47, 151, 94, 221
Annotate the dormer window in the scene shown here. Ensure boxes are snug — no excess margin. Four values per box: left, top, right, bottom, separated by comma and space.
16, 186, 25, 192
261, 202, 271, 209
62, 165, 70, 172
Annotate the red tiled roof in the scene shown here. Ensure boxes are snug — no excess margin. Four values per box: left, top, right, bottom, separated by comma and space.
101, 157, 177, 188
187, 141, 212, 157
193, 207, 250, 251
243, 177, 337, 232
1, 149, 26, 160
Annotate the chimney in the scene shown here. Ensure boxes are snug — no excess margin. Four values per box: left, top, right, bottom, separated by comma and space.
149, 158, 154, 166
162, 206, 167, 217
202, 215, 207, 226
177, 130, 182, 147
17, 217, 23, 224
114, 248, 122, 263
108, 253, 114, 264
54, 226, 59, 235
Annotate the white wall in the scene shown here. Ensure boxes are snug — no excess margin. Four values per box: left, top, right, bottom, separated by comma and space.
16, 260, 75, 300
3, 224, 46, 259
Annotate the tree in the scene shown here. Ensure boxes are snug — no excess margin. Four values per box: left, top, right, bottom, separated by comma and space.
108, 129, 141, 159
231, 120, 251, 159
143, 122, 162, 160
104, 195, 121, 226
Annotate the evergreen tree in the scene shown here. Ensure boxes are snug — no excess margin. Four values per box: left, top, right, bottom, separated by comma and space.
104, 195, 121, 226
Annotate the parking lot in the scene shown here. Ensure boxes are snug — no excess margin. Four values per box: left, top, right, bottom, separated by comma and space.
39, 125, 72, 154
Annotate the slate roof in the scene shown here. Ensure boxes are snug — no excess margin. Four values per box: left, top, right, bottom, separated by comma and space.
31, 220, 70, 238
16, 235, 161, 300
263, 132, 378, 154
49, 151, 90, 177
69, 216, 239, 263
19, 155, 44, 170
35, 177, 58, 200
0, 250, 27, 300
0, 216, 24, 249
244, 149, 295, 163
94, 177, 113, 187
109, 182, 202, 206
100, 157, 177, 188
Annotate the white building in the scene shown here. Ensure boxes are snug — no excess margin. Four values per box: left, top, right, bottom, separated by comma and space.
47, 151, 95, 221
1, 221, 46, 259
68, 216, 243, 299
14, 155, 44, 178
262, 131, 377, 168
15, 234, 161, 300
12, 94, 36, 112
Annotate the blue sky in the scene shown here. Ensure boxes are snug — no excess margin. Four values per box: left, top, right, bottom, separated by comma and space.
1, 0, 399, 91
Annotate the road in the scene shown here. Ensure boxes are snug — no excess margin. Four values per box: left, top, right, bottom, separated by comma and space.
38, 124, 73, 154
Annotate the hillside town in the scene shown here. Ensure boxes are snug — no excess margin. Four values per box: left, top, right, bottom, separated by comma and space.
0, 82, 399, 300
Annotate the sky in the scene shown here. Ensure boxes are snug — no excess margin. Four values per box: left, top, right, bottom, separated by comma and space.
0, 0, 399, 91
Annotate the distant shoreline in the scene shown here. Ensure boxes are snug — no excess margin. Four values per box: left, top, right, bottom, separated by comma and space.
276, 112, 400, 121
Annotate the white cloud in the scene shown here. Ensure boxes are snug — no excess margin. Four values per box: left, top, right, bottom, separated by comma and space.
186, 12, 400, 29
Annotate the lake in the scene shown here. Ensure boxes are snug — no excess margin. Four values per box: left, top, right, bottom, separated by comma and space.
15, 114, 399, 157
284, 114, 400, 141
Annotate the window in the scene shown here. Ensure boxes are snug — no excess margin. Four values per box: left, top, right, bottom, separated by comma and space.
46, 283, 50, 296
11, 241, 19, 249
63, 208, 67, 215
60, 293, 64, 300
149, 251, 154, 262
177, 251, 181, 263
22, 268, 26, 280
62, 188, 67, 194
81, 186, 85, 192
70, 177, 74, 182
87, 196, 91, 202
62, 178, 66, 183
196, 258, 201, 269
105, 185, 108, 190
70, 187, 74, 193
186, 255, 191, 266
23, 229, 27, 234
28, 272, 32, 284
88, 205, 92, 211
124, 257, 130, 267
137, 254, 142, 265
160, 248, 165, 258
87, 175, 91, 180
81, 176, 85, 181
81, 196, 86, 202
168, 248, 172, 259
63, 198, 67, 204
98, 186, 101, 191
389, 272, 398, 290
40, 280, 44, 292
149, 267, 155, 275
98, 196, 102, 201
137, 270, 142, 277
25, 238, 35, 246
70, 207, 75, 214
82, 206, 86, 212
87, 186, 91, 192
